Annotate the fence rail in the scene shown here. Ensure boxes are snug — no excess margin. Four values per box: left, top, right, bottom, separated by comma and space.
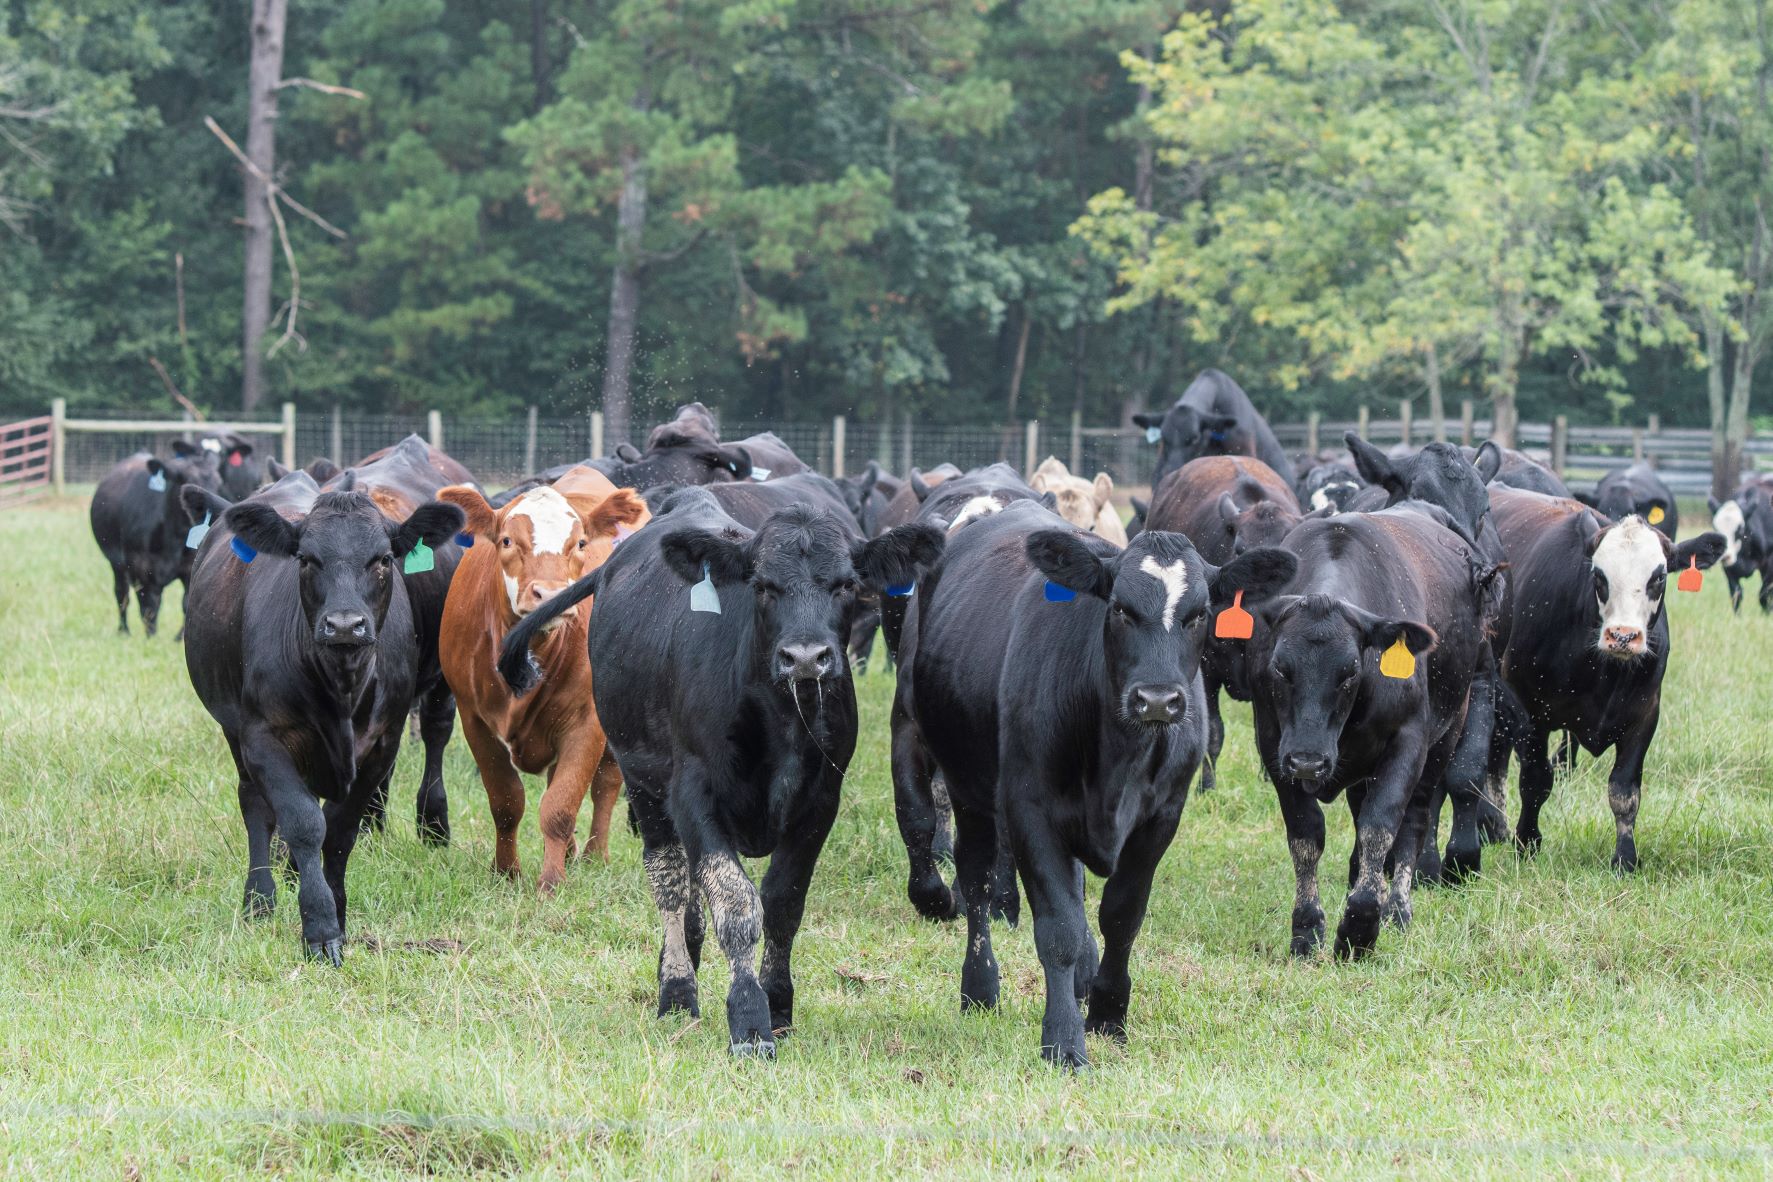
0, 415, 53, 508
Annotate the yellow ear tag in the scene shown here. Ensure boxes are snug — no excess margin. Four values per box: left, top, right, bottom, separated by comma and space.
1379, 637, 1415, 680
1648, 505, 1666, 525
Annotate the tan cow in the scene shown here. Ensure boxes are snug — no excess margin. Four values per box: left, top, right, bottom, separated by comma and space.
437, 467, 648, 893
1029, 456, 1128, 546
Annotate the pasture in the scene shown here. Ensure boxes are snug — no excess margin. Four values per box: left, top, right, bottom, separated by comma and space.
3, 491, 1772, 1180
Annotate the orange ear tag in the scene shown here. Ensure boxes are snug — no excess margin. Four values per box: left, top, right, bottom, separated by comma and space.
1379, 637, 1415, 680
1677, 556, 1702, 593
1648, 505, 1666, 525
1215, 590, 1254, 640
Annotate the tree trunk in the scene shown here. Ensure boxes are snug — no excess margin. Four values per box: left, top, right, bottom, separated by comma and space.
600, 142, 647, 450
530, 0, 550, 110
1491, 330, 1521, 449
1727, 339, 1755, 494
1706, 314, 1733, 499
1425, 341, 1446, 442
1006, 309, 1031, 422
241, 0, 288, 414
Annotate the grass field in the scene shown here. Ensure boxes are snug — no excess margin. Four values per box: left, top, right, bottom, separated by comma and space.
3, 493, 1772, 1179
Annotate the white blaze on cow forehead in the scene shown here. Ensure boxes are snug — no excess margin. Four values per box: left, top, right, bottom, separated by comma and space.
947, 495, 1003, 533
1138, 555, 1191, 631
510, 487, 577, 553
1590, 516, 1667, 645
1713, 499, 1745, 567
201, 438, 222, 454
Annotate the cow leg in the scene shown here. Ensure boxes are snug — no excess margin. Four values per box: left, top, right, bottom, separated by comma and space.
758, 787, 840, 1037
110, 564, 131, 634
1385, 730, 1458, 933
628, 783, 699, 1018
135, 579, 163, 639
1276, 785, 1326, 956
990, 842, 1021, 928
240, 729, 341, 963
414, 682, 453, 846
1437, 677, 1493, 883
537, 734, 606, 895
1608, 708, 1658, 872
1337, 736, 1428, 960
1011, 818, 1092, 1071
458, 712, 526, 881
581, 754, 624, 863
234, 741, 276, 918
694, 844, 771, 1057
890, 704, 955, 921
1084, 808, 1182, 1045
952, 803, 1000, 1011
1199, 672, 1225, 795
1514, 724, 1555, 855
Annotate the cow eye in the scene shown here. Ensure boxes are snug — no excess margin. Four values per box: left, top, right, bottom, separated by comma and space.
577, 537, 589, 550
1592, 569, 1609, 602
500, 536, 513, 548
1647, 571, 1665, 599
1112, 603, 1133, 622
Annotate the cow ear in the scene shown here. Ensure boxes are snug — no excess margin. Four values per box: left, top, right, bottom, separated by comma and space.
1130, 495, 1149, 518
1348, 606, 1435, 657
585, 488, 649, 537
170, 440, 201, 459
1673, 532, 1728, 572
715, 444, 754, 480
1130, 412, 1163, 430
266, 458, 290, 481
1344, 432, 1399, 493
614, 442, 643, 462
438, 484, 497, 539
1092, 472, 1113, 509
1037, 490, 1058, 512
909, 468, 932, 502
145, 458, 167, 479
306, 458, 342, 484
391, 501, 467, 558
660, 528, 751, 586
1028, 470, 1050, 494
853, 523, 945, 590
231, 440, 255, 459
1472, 440, 1504, 485
1026, 529, 1113, 599
180, 485, 231, 525
1217, 492, 1241, 525
225, 502, 302, 558
1208, 546, 1297, 608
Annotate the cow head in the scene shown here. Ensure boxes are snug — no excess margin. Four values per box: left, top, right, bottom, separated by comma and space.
918, 463, 1050, 534
605, 433, 754, 490
225, 490, 464, 654
1301, 464, 1366, 514
1585, 517, 1725, 659
148, 449, 225, 548
836, 461, 884, 532
1134, 406, 1245, 491
661, 508, 943, 686
1029, 457, 1117, 538
1252, 594, 1436, 785
1709, 494, 1747, 569
442, 478, 648, 625
1345, 434, 1497, 542
646, 401, 720, 449
1028, 528, 1296, 728
1217, 493, 1301, 555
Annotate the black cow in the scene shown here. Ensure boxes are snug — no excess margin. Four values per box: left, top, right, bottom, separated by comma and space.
1489, 488, 1724, 869
645, 401, 720, 448
707, 471, 856, 527
1247, 508, 1493, 958
1132, 369, 1293, 493
180, 473, 463, 963
1299, 463, 1367, 513
1580, 464, 1678, 540
90, 445, 226, 638
1125, 495, 1149, 540
894, 499, 1294, 1068
1709, 479, 1773, 612
200, 432, 267, 501
725, 431, 810, 479
497, 490, 943, 1056
1459, 445, 1568, 497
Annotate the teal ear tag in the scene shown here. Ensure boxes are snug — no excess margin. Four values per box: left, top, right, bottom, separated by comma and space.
403, 538, 435, 574
147, 471, 167, 492
1145, 426, 1162, 444
185, 512, 210, 549
689, 562, 721, 614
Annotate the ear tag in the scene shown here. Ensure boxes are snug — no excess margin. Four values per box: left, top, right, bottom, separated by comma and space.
228, 452, 244, 468
1215, 589, 1254, 640
1208, 431, 1228, 444
229, 536, 257, 564
455, 532, 475, 548
750, 467, 772, 481
147, 471, 167, 492
1677, 556, 1702, 593
1043, 580, 1077, 602
885, 581, 915, 598
728, 461, 740, 473
186, 512, 211, 550
689, 562, 722, 614
1145, 426, 1162, 445
1379, 637, 1415, 680
1648, 505, 1666, 525
403, 538, 436, 574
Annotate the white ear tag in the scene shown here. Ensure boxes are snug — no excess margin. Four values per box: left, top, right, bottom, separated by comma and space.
186, 512, 211, 549
689, 562, 721, 614
1145, 426, 1162, 444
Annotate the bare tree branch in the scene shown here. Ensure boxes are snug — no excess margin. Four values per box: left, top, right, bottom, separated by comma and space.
274, 77, 367, 100
203, 116, 347, 239
263, 190, 305, 358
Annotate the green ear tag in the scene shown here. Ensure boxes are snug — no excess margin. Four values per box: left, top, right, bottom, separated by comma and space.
403, 538, 435, 574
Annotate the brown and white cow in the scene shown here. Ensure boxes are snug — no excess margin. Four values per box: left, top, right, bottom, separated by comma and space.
438, 466, 649, 893
1028, 456, 1128, 547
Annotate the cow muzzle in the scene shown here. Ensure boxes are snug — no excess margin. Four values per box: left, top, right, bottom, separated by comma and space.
1281, 751, 1331, 784
1129, 683, 1185, 726
518, 580, 571, 620
318, 610, 372, 648
1600, 625, 1645, 658
776, 641, 836, 682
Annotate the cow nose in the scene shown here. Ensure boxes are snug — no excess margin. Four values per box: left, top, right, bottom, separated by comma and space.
1132, 684, 1185, 723
319, 611, 369, 645
526, 581, 567, 607
1603, 626, 1644, 654
777, 642, 835, 681
1283, 753, 1329, 782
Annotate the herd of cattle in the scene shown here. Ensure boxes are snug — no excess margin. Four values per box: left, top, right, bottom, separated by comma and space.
82, 372, 1757, 1069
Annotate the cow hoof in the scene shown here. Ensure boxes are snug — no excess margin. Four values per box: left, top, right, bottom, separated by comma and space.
536, 874, 561, 899
959, 989, 998, 1013
1514, 832, 1542, 858
729, 1037, 776, 1061
1442, 848, 1481, 884
909, 876, 957, 922
306, 938, 344, 967
658, 977, 700, 1018
1083, 1014, 1128, 1045
243, 891, 275, 920
1040, 1044, 1090, 1073
417, 821, 449, 848
1611, 850, 1639, 874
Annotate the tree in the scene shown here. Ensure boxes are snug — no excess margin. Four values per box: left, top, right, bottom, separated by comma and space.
238, 0, 287, 414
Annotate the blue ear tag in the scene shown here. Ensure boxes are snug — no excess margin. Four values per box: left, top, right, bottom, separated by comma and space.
750, 467, 772, 481
403, 538, 436, 574
1208, 430, 1228, 444
689, 561, 722, 614
885, 581, 915, 598
147, 471, 167, 492
186, 512, 211, 550
1145, 426, 1162, 445
455, 532, 475, 548
230, 536, 257, 563
1044, 580, 1077, 602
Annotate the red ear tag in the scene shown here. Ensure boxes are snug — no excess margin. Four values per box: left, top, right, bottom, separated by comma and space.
1215, 589, 1254, 640
229, 451, 243, 467
1677, 556, 1702, 593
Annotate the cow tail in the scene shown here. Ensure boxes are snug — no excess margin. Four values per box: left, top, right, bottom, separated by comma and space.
496, 568, 601, 696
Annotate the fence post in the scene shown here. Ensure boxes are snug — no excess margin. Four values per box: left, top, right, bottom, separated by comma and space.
1306, 411, 1320, 456
591, 410, 604, 459
524, 406, 538, 475
50, 398, 65, 497
281, 402, 297, 469
1023, 419, 1040, 477
427, 409, 443, 452
1551, 415, 1568, 476
1399, 400, 1412, 448
1069, 410, 1082, 474
330, 404, 343, 465
900, 410, 912, 475
1632, 427, 1644, 463
1648, 413, 1661, 436
832, 415, 846, 478
1356, 405, 1370, 440
816, 425, 831, 474
1460, 400, 1474, 446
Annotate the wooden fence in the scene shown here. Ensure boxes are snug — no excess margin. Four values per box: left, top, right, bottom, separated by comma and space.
0, 415, 54, 507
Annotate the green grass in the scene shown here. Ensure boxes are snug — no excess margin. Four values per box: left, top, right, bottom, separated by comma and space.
3, 493, 1772, 1179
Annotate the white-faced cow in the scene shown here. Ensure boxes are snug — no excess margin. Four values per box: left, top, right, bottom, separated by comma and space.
1709, 477, 1773, 613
